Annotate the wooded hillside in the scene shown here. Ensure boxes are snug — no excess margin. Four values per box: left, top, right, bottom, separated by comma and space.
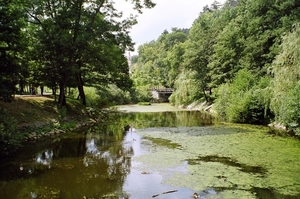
131, 0, 300, 134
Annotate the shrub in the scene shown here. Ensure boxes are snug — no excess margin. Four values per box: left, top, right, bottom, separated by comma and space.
132, 85, 152, 103
60, 121, 76, 131
214, 70, 272, 124
138, 102, 151, 106
274, 82, 300, 135
70, 87, 110, 107
0, 108, 23, 156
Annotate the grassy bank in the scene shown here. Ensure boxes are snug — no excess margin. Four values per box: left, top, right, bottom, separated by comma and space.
0, 95, 91, 156
0, 96, 88, 126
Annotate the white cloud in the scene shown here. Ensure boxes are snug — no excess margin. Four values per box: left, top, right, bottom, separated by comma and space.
115, 0, 227, 54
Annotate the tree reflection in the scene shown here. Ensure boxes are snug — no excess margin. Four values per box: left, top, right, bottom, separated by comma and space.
0, 120, 134, 199
0, 110, 214, 199
34, 150, 53, 167
120, 111, 214, 128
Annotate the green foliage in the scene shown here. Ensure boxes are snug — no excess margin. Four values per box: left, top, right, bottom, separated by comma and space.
183, 2, 239, 102
208, 0, 300, 90
71, 85, 133, 108
270, 24, 300, 133
170, 70, 202, 106
0, 108, 23, 156
132, 85, 152, 103
131, 55, 139, 65
138, 102, 151, 106
165, 43, 186, 87
56, 106, 67, 123
132, 28, 189, 96
214, 70, 271, 124
84, 87, 104, 107
71, 87, 104, 107
54, 106, 76, 131
0, 0, 27, 100
23, 0, 154, 106
105, 84, 133, 105
59, 121, 76, 131
213, 83, 230, 119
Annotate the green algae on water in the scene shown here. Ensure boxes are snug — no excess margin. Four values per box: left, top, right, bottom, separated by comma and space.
136, 124, 300, 198
144, 136, 182, 149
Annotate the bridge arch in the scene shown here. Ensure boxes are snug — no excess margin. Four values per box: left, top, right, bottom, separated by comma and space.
150, 88, 174, 102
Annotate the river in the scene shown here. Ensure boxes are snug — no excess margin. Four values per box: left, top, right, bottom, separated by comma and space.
0, 103, 299, 199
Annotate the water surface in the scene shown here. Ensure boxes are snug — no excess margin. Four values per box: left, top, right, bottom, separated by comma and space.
0, 104, 299, 199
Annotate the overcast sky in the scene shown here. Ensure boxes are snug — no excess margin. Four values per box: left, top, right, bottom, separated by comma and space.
115, 0, 227, 54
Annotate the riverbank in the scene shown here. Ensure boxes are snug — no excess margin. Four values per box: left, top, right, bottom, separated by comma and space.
0, 95, 96, 155
183, 100, 300, 138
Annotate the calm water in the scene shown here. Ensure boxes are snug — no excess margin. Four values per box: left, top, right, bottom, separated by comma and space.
0, 105, 299, 199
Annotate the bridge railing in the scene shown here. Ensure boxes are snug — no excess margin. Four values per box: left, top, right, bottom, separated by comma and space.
150, 88, 174, 93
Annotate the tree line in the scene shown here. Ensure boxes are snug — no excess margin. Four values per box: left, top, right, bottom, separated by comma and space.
131, 0, 300, 134
0, 0, 155, 106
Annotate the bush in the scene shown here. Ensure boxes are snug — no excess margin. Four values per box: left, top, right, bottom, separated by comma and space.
213, 83, 231, 119
84, 87, 104, 107
0, 108, 23, 156
106, 84, 133, 105
274, 82, 300, 135
71, 85, 134, 107
60, 121, 76, 131
70, 87, 109, 107
214, 70, 272, 124
132, 85, 152, 103
138, 102, 151, 105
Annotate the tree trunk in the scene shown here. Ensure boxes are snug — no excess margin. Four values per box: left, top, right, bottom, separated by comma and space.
19, 80, 24, 94
58, 86, 66, 107
201, 81, 209, 103
58, 80, 67, 107
76, 72, 86, 106
202, 87, 209, 103
52, 86, 57, 102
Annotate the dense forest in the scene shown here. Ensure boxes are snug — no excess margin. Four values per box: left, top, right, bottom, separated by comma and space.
131, 0, 300, 135
0, 0, 155, 106
1, 0, 300, 137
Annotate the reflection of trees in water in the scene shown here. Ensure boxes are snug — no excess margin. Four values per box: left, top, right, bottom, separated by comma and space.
1, 111, 214, 198
1, 121, 134, 199
119, 111, 214, 129
35, 150, 53, 166
67, 130, 134, 198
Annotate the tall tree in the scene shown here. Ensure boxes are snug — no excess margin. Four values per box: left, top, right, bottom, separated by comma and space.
0, 0, 27, 101
183, 4, 227, 102
207, 0, 240, 87
26, 0, 155, 106
270, 24, 300, 133
133, 28, 188, 91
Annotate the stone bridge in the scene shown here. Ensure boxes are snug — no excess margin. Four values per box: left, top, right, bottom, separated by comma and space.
150, 88, 174, 102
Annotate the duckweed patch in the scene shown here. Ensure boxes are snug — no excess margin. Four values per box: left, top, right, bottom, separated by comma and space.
188, 155, 267, 175
144, 136, 182, 149
137, 124, 300, 198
